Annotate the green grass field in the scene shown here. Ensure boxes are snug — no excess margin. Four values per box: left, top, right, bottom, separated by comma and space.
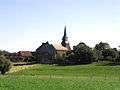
1, 62, 120, 90
1, 76, 120, 90
9, 62, 120, 77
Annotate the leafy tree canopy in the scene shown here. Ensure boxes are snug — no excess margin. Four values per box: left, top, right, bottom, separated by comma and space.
95, 42, 110, 52
69, 42, 97, 64
0, 55, 12, 74
102, 49, 119, 62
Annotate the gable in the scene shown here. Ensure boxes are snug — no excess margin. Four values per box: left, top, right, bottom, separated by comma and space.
36, 42, 55, 56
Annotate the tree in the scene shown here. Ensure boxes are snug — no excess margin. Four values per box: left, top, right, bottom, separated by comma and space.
0, 50, 9, 55
0, 55, 12, 74
68, 42, 97, 64
0, 50, 4, 55
94, 49, 103, 61
95, 42, 110, 52
66, 52, 76, 64
113, 48, 118, 52
102, 49, 119, 62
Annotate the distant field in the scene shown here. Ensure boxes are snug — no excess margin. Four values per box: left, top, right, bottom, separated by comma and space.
1, 62, 120, 90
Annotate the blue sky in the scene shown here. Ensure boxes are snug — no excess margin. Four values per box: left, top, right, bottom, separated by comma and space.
0, 0, 120, 52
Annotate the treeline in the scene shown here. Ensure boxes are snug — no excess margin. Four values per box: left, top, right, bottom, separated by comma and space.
56, 42, 120, 65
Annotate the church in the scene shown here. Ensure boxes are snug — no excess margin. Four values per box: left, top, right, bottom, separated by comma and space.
36, 26, 70, 64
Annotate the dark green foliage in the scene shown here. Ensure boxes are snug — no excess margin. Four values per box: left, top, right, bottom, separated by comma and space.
62, 53, 67, 59
55, 53, 63, 61
67, 42, 97, 64
19, 57, 25, 62
55, 53, 64, 62
94, 42, 119, 62
94, 49, 104, 61
66, 42, 120, 64
95, 42, 110, 52
0, 50, 4, 55
113, 48, 118, 52
55, 53, 67, 65
24, 56, 36, 62
0, 50, 9, 55
30, 56, 36, 62
66, 52, 75, 64
0, 55, 12, 74
116, 56, 120, 62
102, 49, 119, 62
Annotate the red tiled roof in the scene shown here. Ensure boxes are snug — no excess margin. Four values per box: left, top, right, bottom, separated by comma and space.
19, 51, 32, 56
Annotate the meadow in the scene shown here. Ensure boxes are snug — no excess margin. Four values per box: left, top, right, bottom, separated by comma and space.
9, 62, 120, 77
1, 76, 120, 90
1, 62, 120, 90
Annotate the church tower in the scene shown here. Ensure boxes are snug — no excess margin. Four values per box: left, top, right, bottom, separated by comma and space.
61, 26, 71, 50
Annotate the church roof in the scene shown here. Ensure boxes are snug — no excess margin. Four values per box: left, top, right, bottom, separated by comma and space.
52, 44, 68, 51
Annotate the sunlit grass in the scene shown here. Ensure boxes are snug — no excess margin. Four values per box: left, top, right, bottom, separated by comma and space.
9, 63, 120, 77
0, 76, 120, 90
2, 62, 120, 90
7, 62, 38, 74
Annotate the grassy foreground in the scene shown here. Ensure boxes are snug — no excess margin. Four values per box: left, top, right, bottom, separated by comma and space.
1, 76, 120, 90
1, 62, 120, 90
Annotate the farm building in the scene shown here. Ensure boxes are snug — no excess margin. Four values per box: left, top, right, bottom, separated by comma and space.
5, 51, 33, 62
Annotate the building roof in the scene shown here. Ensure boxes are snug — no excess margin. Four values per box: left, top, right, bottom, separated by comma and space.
19, 51, 32, 56
52, 44, 68, 51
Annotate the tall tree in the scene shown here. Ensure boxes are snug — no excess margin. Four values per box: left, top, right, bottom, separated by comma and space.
71, 42, 97, 64
95, 42, 110, 52
102, 49, 119, 62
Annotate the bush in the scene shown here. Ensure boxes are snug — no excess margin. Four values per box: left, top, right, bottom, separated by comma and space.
55, 53, 64, 61
0, 55, 12, 75
55, 53, 67, 64
18, 57, 25, 62
24, 56, 36, 62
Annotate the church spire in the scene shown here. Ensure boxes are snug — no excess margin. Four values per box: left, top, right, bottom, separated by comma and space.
61, 26, 71, 50
64, 26, 67, 37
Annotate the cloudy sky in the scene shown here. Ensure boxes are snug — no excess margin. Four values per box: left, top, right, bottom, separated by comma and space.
0, 0, 120, 52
